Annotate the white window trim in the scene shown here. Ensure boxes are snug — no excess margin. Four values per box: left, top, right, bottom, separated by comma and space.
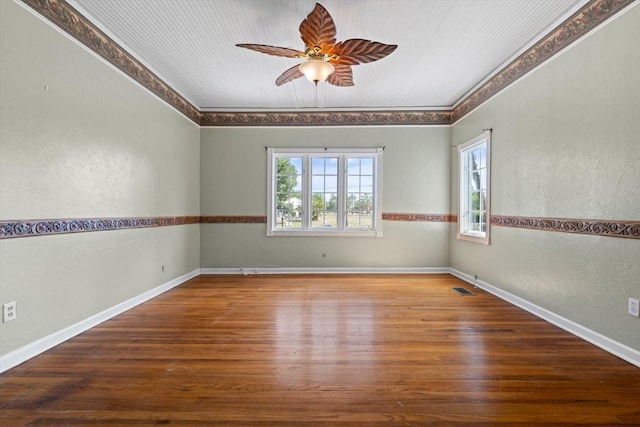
457, 131, 491, 245
267, 148, 383, 237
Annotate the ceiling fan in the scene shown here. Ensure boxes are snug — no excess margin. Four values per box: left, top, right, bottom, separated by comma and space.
237, 3, 397, 87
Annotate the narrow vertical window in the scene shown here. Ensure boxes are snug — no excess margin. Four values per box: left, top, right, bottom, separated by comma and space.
457, 131, 491, 244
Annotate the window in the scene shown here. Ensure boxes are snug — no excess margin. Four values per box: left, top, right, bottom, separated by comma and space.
457, 131, 491, 244
267, 148, 383, 236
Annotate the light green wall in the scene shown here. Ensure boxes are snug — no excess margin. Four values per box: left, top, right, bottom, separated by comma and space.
450, 6, 640, 350
0, 1, 201, 356
200, 127, 451, 268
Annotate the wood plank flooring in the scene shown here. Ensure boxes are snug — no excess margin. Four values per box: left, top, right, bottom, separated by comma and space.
1, 274, 639, 426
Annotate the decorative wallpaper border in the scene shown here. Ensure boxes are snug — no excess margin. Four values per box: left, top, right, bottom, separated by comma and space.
0, 216, 200, 239
200, 111, 451, 127
491, 215, 640, 240
200, 216, 267, 224
450, 0, 635, 123
2, 215, 638, 239
20, 0, 635, 127
382, 213, 456, 223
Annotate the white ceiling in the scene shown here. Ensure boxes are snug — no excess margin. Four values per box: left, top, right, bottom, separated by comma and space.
66, 0, 588, 111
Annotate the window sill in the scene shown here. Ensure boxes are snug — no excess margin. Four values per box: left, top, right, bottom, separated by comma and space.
268, 229, 382, 237
456, 231, 490, 245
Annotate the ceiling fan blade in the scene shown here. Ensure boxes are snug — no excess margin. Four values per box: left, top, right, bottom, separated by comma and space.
326, 64, 354, 87
275, 64, 304, 86
299, 3, 336, 52
236, 44, 305, 58
333, 39, 398, 65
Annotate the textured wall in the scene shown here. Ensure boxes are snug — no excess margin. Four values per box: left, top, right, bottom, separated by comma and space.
0, 1, 200, 356
200, 127, 451, 268
450, 6, 640, 349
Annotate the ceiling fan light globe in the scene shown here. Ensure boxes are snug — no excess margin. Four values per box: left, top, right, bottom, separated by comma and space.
299, 59, 335, 83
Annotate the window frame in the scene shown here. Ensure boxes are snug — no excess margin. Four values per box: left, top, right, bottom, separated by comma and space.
457, 131, 491, 245
267, 148, 383, 237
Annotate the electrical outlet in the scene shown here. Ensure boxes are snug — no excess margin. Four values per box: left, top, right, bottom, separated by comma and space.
3, 302, 17, 322
629, 298, 639, 317
161, 265, 165, 272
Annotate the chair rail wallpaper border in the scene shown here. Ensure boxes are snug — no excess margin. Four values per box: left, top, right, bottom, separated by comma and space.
2, 214, 638, 239
19, 0, 636, 127
491, 215, 640, 240
200, 215, 267, 224
382, 213, 456, 222
0, 216, 200, 239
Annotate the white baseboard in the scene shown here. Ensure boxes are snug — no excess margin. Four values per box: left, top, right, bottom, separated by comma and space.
449, 268, 640, 368
0, 269, 200, 373
200, 267, 450, 275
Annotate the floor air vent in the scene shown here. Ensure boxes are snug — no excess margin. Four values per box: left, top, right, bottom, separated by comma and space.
452, 287, 475, 296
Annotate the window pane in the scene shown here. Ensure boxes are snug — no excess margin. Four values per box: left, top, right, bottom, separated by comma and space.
289, 157, 302, 172
470, 149, 482, 171
361, 176, 373, 193
276, 191, 302, 229
347, 176, 360, 192
360, 193, 373, 212
478, 148, 486, 169
360, 158, 373, 175
479, 170, 487, 191
360, 211, 373, 230
325, 176, 337, 192
347, 193, 358, 211
291, 176, 302, 192
326, 193, 338, 211
312, 192, 339, 229
312, 157, 325, 173
326, 158, 338, 175
311, 175, 325, 192
347, 158, 360, 174
347, 204, 374, 230
471, 170, 481, 191
471, 191, 480, 210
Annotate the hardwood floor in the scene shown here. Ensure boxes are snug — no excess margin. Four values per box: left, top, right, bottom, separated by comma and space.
1, 274, 639, 426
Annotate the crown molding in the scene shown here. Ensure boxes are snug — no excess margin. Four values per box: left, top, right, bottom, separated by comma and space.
19, 0, 636, 127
